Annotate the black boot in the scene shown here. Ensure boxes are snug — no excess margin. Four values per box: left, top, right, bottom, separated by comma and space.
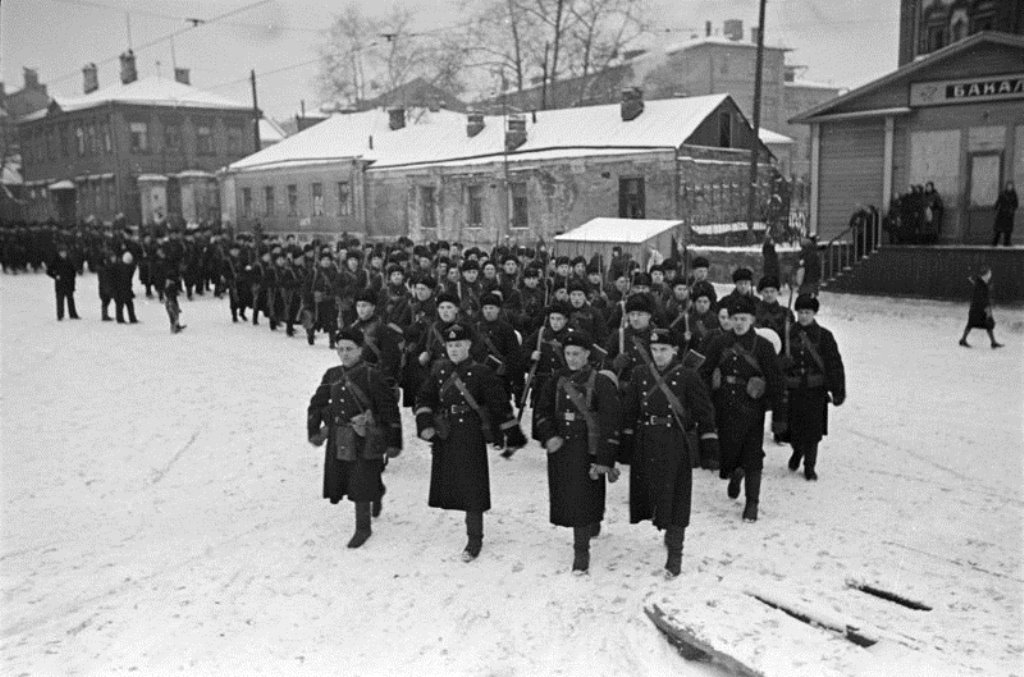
804, 444, 818, 481
372, 484, 385, 517
664, 526, 685, 578
727, 467, 744, 499
572, 525, 591, 575
590, 521, 601, 539
347, 502, 372, 548
307, 331, 315, 346
788, 447, 802, 472
462, 511, 483, 562
742, 470, 761, 522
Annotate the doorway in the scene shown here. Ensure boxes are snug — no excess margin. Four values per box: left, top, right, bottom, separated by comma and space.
965, 152, 1001, 244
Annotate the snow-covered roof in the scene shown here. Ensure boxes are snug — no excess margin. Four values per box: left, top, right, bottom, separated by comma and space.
259, 117, 287, 144
759, 128, 794, 145
785, 78, 840, 91
555, 217, 684, 244
664, 35, 790, 55
2, 158, 22, 185
22, 75, 250, 121
228, 94, 731, 173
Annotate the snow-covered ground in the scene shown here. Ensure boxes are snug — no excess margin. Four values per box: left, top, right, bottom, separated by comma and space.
2, 273, 1022, 677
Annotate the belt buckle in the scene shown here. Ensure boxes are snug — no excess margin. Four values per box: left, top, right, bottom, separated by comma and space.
563, 412, 576, 422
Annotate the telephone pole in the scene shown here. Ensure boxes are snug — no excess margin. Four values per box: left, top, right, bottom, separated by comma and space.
250, 69, 261, 153
745, 0, 768, 243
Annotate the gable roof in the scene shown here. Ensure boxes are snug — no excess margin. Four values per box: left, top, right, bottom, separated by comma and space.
555, 217, 684, 245
21, 75, 250, 121
228, 94, 734, 173
791, 31, 1024, 123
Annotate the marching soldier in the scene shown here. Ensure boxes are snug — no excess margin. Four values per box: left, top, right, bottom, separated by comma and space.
567, 280, 607, 346
522, 301, 573, 440
604, 293, 657, 383
347, 289, 404, 388
754, 275, 793, 342
401, 276, 438, 407
222, 242, 248, 323
415, 324, 528, 562
782, 295, 846, 480
307, 253, 339, 347
621, 328, 718, 578
476, 293, 524, 404
516, 266, 546, 335
307, 328, 402, 548
534, 330, 621, 575
700, 296, 786, 522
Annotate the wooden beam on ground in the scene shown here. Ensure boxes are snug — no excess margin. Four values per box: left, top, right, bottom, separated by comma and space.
644, 604, 767, 677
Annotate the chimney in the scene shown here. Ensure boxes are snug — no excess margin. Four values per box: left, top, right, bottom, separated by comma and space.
505, 114, 527, 151
723, 19, 743, 41
620, 87, 644, 122
388, 107, 406, 131
705, 20, 712, 37
82, 63, 99, 94
174, 68, 190, 85
466, 112, 485, 138
119, 50, 137, 85
751, 26, 761, 44
23, 67, 39, 88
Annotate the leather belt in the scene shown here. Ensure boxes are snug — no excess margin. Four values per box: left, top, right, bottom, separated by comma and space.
448, 404, 473, 415
723, 375, 747, 386
643, 415, 678, 427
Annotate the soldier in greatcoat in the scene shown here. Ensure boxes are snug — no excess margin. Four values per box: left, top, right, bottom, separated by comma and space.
476, 292, 525, 405
782, 295, 846, 480
347, 289, 404, 389
522, 301, 572, 441
307, 328, 402, 548
415, 324, 528, 562
534, 330, 621, 575
621, 328, 718, 578
47, 243, 80, 320
700, 295, 786, 523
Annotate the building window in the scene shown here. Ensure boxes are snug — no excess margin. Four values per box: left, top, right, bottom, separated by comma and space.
264, 186, 275, 216
87, 123, 99, 155
76, 125, 87, 156
510, 181, 528, 229
164, 122, 182, 153
101, 119, 112, 153
196, 124, 214, 155
337, 181, 351, 216
970, 2, 995, 33
618, 177, 645, 219
467, 184, 483, 228
129, 121, 149, 153
107, 179, 117, 213
420, 186, 436, 230
311, 182, 324, 216
718, 111, 732, 148
287, 184, 298, 216
45, 127, 55, 160
242, 187, 252, 218
227, 124, 244, 154
59, 124, 69, 157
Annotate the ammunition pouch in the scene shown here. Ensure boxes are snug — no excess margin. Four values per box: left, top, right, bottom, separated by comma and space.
711, 368, 722, 390
746, 376, 767, 400
433, 414, 451, 440
313, 290, 325, 304
785, 373, 825, 389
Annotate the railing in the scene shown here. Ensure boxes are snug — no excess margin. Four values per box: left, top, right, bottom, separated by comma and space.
821, 206, 882, 283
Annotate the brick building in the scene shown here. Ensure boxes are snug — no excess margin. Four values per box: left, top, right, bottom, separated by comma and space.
223, 92, 777, 245
17, 52, 256, 226
898, 0, 1024, 65
477, 20, 840, 182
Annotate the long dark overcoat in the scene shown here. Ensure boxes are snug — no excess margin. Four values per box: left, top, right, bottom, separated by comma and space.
534, 366, 620, 528
415, 359, 515, 512
307, 362, 402, 504
967, 276, 994, 329
783, 322, 845, 446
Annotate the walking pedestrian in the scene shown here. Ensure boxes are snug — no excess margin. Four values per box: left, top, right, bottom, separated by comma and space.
959, 267, 1004, 349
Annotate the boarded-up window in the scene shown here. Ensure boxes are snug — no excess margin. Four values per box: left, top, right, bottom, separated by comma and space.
312, 183, 324, 216
287, 184, 298, 216
909, 129, 961, 209
264, 186, 275, 216
619, 177, 645, 219
196, 124, 214, 155
467, 185, 483, 227
337, 181, 352, 216
420, 186, 437, 230
242, 188, 252, 218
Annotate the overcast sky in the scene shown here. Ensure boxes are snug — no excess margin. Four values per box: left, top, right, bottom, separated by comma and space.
1, 0, 900, 120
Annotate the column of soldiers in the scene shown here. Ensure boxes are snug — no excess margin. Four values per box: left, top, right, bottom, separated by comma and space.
301, 242, 845, 580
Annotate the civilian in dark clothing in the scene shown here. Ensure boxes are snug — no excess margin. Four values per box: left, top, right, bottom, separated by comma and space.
46, 245, 80, 320
959, 267, 1003, 349
114, 251, 139, 324
795, 236, 821, 297
992, 182, 1018, 246
97, 250, 118, 321
761, 232, 780, 283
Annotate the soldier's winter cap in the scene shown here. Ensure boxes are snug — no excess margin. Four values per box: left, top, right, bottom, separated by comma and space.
563, 329, 594, 350
649, 264, 663, 274
522, 266, 540, 278
691, 280, 716, 302
648, 328, 675, 346
728, 295, 757, 316
567, 279, 588, 294
503, 255, 519, 265
355, 289, 378, 305
444, 324, 471, 342
571, 256, 587, 267
386, 263, 404, 275
413, 274, 437, 289
480, 293, 502, 308
757, 275, 780, 291
692, 256, 710, 269
346, 250, 362, 260
586, 264, 601, 275
732, 267, 754, 283
547, 300, 573, 318
625, 293, 655, 314
461, 260, 480, 272
436, 291, 460, 307
632, 272, 652, 287
334, 327, 364, 346
555, 256, 571, 266
672, 278, 689, 289
794, 294, 820, 312
437, 240, 450, 250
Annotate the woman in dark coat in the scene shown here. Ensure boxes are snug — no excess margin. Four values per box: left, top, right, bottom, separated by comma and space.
782, 295, 846, 480
622, 328, 718, 578
415, 324, 527, 562
992, 181, 1018, 246
534, 330, 620, 575
307, 328, 402, 548
959, 267, 1003, 349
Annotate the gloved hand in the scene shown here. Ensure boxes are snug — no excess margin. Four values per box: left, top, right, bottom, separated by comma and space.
531, 350, 541, 362
419, 427, 436, 441
589, 464, 620, 483
308, 429, 328, 447
831, 392, 845, 407
700, 437, 720, 471
418, 351, 431, 366
612, 353, 630, 371
771, 418, 788, 436
505, 425, 528, 449
545, 436, 565, 454
386, 446, 401, 458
